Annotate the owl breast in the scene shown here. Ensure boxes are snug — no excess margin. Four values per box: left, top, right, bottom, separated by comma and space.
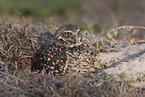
65, 45, 91, 74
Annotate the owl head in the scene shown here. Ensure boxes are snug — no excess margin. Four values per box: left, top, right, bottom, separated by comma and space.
54, 24, 82, 47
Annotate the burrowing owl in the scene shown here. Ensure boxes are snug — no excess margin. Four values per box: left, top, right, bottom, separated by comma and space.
31, 24, 91, 75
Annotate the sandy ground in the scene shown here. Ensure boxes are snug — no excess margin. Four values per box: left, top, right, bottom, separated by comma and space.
96, 44, 145, 88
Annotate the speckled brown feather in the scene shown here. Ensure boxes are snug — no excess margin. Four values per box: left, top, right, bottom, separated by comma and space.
31, 24, 91, 75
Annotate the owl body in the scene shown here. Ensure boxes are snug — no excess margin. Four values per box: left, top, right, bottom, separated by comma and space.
31, 24, 91, 75
65, 45, 91, 74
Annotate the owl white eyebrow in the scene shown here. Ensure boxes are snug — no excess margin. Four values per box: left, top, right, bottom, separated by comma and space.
56, 31, 72, 38
64, 30, 73, 33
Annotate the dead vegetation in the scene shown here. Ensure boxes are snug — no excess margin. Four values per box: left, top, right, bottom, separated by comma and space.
0, 23, 145, 96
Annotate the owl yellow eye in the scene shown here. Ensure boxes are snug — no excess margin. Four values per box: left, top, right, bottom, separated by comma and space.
64, 32, 71, 34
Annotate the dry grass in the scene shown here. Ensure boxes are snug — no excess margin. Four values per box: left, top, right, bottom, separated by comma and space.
106, 25, 145, 44
1, 70, 145, 97
0, 23, 145, 96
